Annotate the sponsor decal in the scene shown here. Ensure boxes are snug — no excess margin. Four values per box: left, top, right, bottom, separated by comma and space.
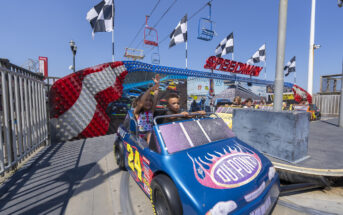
206, 200, 237, 215
188, 142, 262, 189
142, 156, 150, 165
143, 163, 153, 185
118, 126, 127, 138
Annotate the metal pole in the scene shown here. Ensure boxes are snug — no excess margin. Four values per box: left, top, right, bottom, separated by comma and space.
186, 41, 188, 69
339, 58, 343, 127
112, 0, 115, 62
73, 53, 76, 73
274, 0, 288, 112
307, 0, 316, 95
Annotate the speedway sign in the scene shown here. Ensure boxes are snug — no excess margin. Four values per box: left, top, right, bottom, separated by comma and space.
204, 56, 263, 77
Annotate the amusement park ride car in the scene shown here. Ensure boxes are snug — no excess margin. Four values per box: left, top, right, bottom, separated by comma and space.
114, 111, 280, 215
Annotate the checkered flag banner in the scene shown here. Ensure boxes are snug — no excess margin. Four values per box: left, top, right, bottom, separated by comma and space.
215, 32, 234, 57
284, 56, 296, 77
247, 44, 266, 64
86, 0, 114, 38
169, 14, 187, 48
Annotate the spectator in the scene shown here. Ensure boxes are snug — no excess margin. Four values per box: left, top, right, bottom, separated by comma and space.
232, 96, 242, 107
190, 99, 200, 112
200, 97, 206, 110
244, 98, 254, 109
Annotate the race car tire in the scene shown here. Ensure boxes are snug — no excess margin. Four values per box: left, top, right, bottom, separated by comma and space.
151, 174, 183, 215
114, 140, 126, 170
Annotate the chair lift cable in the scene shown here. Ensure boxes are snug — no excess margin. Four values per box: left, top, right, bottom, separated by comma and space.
146, 0, 215, 54
127, 0, 161, 48
135, 0, 179, 49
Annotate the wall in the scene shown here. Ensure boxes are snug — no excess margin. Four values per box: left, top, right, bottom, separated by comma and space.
232, 109, 309, 163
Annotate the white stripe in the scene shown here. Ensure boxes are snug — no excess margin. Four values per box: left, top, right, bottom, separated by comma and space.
51, 64, 126, 140
196, 120, 211, 142
179, 123, 194, 147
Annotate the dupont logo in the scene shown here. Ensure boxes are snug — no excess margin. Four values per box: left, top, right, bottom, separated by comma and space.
188, 143, 262, 189
211, 153, 261, 188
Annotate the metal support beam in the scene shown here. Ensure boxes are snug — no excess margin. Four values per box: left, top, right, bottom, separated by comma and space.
339, 59, 343, 128
274, 0, 288, 112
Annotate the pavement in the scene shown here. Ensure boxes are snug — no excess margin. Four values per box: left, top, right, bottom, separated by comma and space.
1, 134, 343, 215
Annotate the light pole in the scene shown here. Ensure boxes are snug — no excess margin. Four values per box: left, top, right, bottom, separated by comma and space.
273, 0, 288, 112
307, 0, 316, 96
69, 40, 77, 73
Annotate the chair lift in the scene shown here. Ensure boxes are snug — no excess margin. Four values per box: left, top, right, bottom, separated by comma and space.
151, 46, 160, 65
144, 15, 159, 46
124, 48, 145, 61
197, 2, 215, 41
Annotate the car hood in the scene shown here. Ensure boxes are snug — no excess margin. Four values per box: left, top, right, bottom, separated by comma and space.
162, 137, 274, 214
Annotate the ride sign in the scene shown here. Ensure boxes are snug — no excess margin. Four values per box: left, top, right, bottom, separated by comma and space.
204, 56, 263, 77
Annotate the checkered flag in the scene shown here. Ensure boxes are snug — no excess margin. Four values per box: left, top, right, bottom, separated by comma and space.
215, 32, 234, 57
169, 14, 187, 48
284, 56, 296, 76
86, 0, 114, 38
247, 44, 266, 64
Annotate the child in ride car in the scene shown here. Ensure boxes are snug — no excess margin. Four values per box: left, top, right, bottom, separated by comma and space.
134, 75, 160, 141
163, 93, 205, 124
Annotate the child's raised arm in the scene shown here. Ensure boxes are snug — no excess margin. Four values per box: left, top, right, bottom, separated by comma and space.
134, 74, 160, 115
151, 75, 161, 112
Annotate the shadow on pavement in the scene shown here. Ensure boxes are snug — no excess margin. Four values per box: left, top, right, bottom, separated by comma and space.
0, 135, 118, 215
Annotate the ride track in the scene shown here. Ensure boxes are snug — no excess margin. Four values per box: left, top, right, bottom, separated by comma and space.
49, 60, 309, 142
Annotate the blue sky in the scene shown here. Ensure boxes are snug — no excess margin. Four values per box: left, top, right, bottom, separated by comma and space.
0, 0, 342, 93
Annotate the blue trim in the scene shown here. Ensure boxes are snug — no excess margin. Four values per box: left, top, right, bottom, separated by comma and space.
122, 61, 294, 88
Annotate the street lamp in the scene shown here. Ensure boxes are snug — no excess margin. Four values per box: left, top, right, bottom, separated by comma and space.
313, 44, 321, 50
69, 40, 77, 73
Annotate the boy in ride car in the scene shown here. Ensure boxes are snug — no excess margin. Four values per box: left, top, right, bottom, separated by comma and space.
163, 93, 205, 124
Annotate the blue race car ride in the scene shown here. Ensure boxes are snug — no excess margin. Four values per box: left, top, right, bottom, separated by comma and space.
114, 111, 280, 215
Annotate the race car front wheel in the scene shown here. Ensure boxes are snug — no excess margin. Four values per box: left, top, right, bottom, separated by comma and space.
114, 140, 126, 170
151, 174, 183, 215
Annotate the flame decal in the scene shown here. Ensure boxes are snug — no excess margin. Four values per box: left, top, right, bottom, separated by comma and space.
188, 142, 262, 189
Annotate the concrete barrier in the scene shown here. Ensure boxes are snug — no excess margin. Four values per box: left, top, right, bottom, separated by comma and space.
232, 109, 310, 163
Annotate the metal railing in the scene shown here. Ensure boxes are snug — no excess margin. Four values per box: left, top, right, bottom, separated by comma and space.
313, 94, 341, 116
319, 74, 342, 95
0, 60, 48, 174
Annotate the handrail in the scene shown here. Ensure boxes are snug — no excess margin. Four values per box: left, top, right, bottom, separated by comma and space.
153, 112, 218, 126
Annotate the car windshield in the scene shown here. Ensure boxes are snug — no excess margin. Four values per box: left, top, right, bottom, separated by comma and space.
158, 118, 235, 154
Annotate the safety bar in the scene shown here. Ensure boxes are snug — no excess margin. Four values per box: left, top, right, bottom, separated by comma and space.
153, 112, 218, 126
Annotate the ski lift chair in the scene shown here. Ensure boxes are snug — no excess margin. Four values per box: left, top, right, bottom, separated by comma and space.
124, 48, 145, 61
144, 16, 159, 46
197, 3, 215, 41
151, 45, 160, 65
151, 53, 160, 65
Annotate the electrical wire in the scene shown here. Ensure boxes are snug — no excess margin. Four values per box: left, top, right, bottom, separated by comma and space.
153, 0, 178, 28
146, 0, 215, 54
135, 0, 179, 49
127, 0, 161, 48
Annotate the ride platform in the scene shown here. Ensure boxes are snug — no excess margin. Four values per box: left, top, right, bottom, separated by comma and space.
266, 118, 343, 184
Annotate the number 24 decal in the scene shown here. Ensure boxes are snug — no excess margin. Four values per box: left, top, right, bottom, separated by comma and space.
127, 144, 142, 181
